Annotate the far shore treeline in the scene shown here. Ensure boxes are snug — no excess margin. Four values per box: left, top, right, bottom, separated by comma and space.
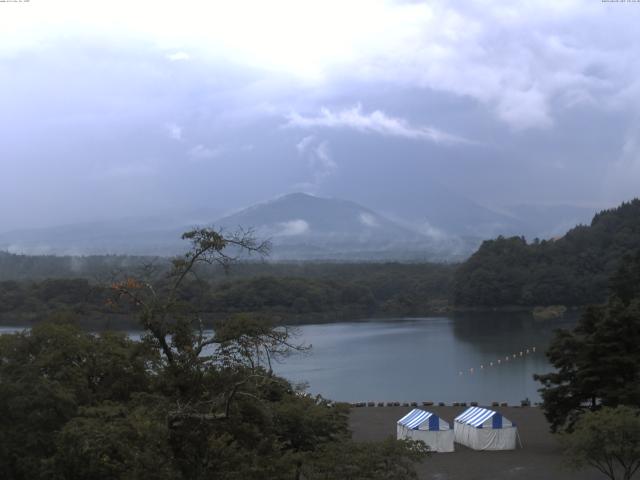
1, 198, 639, 329
0, 263, 454, 330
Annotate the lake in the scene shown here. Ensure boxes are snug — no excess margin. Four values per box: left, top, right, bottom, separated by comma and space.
0, 313, 575, 404
273, 314, 575, 404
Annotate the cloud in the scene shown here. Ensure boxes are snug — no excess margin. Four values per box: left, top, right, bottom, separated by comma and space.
312, 141, 336, 174
188, 144, 222, 160
165, 122, 183, 141
3, 0, 639, 132
294, 137, 337, 190
3, 0, 640, 228
286, 105, 470, 143
495, 88, 553, 130
308, 140, 337, 185
277, 219, 310, 236
359, 212, 379, 227
296, 135, 315, 154
416, 220, 448, 241
166, 51, 190, 61
604, 125, 640, 204
346, 1, 634, 130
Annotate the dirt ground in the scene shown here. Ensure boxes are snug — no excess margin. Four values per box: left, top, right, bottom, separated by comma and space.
349, 406, 604, 480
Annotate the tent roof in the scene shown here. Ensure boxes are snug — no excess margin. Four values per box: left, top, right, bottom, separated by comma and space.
455, 406, 503, 427
397, 409, 436, 430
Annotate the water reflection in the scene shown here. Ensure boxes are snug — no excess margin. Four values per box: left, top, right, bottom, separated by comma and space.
274, 315, 578, 404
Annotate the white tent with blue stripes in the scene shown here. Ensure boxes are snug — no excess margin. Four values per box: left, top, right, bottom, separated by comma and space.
454, 406, 518, 450
397, 409, 454, 452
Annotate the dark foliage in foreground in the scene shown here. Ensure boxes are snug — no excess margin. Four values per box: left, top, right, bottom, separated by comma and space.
535, 251, 640, 432
0, 229, 429, 479
0, 321, 427, 480
561, 406, 640, 480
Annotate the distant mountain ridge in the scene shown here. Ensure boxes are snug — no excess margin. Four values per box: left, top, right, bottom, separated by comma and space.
216, 193, 419, 239
0, 193, 475, 260
214, 193, 474, 260
0, 217, 187, 256
354, 180, 526, 239
0, 192, 602, 261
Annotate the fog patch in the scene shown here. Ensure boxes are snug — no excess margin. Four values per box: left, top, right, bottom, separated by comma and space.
277, 219, 310, 236
359, 212, 379, 227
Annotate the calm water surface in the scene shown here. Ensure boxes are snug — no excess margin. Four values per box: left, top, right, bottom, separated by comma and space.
273, 314, 575, 404
1, 313, 575, 404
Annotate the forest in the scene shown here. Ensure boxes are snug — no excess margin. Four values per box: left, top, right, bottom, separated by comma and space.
2, 198, 640, 330
454, 199, 640, 307
0, 260, 454, 329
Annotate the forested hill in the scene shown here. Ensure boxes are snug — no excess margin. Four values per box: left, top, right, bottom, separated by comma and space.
0, 263, 454, 329
453, 199, 640, 307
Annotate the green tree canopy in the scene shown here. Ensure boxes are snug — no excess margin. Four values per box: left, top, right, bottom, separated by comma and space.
535, 251, 640, 431
0, 229, 430, 479
454, 199, 640, 307
562, 406, 640, 480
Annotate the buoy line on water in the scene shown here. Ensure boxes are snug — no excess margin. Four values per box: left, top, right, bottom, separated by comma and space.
457, 346, 538, 377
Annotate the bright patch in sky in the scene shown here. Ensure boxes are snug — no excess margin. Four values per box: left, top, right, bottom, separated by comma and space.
0, 0, 427, 80
287, 105, 469, 144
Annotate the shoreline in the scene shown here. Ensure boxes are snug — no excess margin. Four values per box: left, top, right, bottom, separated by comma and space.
0, 307, 581, 332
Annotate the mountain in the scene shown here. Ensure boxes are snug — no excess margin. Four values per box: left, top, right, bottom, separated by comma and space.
1, 192, 600, 262
453, 199, 640, 307
214, 193, 473, 260
354, 180, 526, 239
0, 193, 477, 260
361, 186, 599, 243
216, 192, 420, 243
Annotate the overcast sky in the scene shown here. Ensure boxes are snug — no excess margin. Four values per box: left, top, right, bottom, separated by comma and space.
1, 0, 640, 231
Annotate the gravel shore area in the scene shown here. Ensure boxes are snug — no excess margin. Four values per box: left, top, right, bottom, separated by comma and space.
349, 406, 603, 480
